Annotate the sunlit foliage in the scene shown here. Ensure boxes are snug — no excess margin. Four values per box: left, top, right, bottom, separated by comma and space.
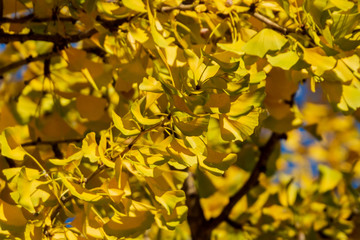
0, 0, 360, 239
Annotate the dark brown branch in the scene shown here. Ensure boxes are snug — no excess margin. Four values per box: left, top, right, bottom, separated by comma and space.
0, 52, 56, 76
184, 172, 208, 240
0, 47, 107, 77
21, 138, 83, 147
225, 217, 243, 229
206, 133, 284, 231
0, 28, 97, 44
96, 16, 134, 32
252, 12, 293, 35
160, 3, 295, 35
0, 14, 77, 23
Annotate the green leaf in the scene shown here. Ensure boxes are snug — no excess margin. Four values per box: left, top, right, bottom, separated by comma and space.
242, 29, 288, 58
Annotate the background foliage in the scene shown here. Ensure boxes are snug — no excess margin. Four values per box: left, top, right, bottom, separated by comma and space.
0, 0, 360, 239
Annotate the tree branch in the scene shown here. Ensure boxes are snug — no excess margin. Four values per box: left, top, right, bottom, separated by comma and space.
0, 14, 77, 23
0, 28, 98, 44
0, 47, 107, 77
206, 132, 285, 231
160, 3, 196, 12
160, 3, 296, 35
21, 138, 83, 147
184, 172, 208, 240
252, 12, 293, 34
0, 52, 56, 76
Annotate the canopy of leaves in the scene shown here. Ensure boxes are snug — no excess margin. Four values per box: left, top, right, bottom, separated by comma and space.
0, 0, 360, 239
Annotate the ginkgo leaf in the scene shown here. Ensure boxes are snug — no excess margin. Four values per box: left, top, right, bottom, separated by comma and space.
112, 111, 141, 136
267, 51, 300, 70
155, 190, 185, 215
243, 29, 288, 57
167, 138, 198, 169
59, 172, 102, 202
147, 3, 174, 48
82, 132, 100, 163
331, 12, 359, 40
0, 128, 27, 161
123, 0, 146, 12
200, 147, 237, 176
204, 93, 231, 113
76, 95, 107, 121
129, 26, 149, 43
156, 205, 188, 230
103, 206, 154, 238
173, 115, 209, 136
318, 165, 342, 193
130, 97, 162, 126
229, 87, 265, 117
11, 168, 38, 213
342, 85, 360, 110
329, 0, 354, 10
303, 47, 336, 75
139, 76, 163, 93
0, 199, 27, 232
219, 109, 260, 142
217, 40, 245, 55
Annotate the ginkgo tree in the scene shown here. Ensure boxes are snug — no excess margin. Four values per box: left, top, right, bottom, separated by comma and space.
0, 0, 360, 239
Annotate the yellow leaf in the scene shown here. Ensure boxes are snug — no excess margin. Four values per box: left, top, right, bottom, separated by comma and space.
76, 95, 107, 121
59, 172, 102, 202
130, 97, 162, 126
219, 109, 260, 141
112, 111, 141, 136
123, 0, 147, 12
0, 127, 27, 161
318, 165, 342, 193
303, 47, 336, 75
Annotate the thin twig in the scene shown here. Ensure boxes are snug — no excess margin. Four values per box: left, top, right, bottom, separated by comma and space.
21, 138, 83, 147
252, 12, 293, 34
161, 3, 195, 12
0, 14, 77, 23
